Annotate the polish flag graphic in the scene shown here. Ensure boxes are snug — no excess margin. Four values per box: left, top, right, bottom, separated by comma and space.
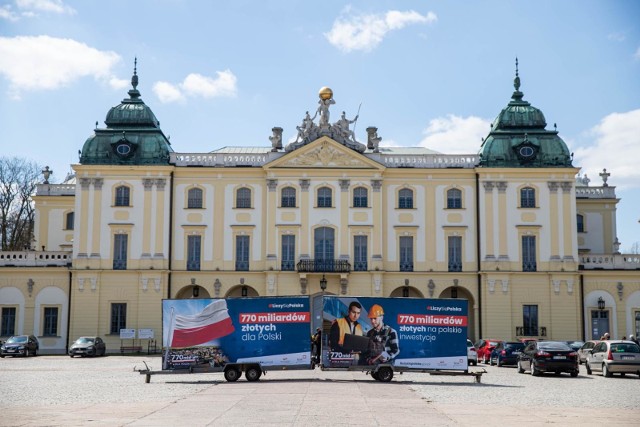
170, 300, 235, 348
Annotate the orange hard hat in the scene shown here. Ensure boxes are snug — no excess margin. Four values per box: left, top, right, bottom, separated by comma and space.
368, 304, 384, 318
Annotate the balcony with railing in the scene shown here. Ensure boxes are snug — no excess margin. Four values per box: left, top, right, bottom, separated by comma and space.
297, 259, 351, 273
0, 251, 72, 267
579, 253, 640, 270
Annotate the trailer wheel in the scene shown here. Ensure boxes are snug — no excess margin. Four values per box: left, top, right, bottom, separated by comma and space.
224, 367, 242, 382
245, 365, 262, 382
370, 371, 380, 381
376, 367, 393, 382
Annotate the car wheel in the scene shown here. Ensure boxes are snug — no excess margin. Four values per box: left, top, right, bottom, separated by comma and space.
585, 361, 592, 375
531, 362, 540, 376
517, 361, 525, 374
570, 371, 578, 377
472, 360, 477, 366
603, 364, 613, 378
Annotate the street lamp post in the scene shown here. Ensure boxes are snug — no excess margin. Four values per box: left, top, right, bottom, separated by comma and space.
320, 275, 327, 292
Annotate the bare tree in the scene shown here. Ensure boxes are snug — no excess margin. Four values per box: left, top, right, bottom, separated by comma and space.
0, 157, 42, 251
628, 242, 640, 254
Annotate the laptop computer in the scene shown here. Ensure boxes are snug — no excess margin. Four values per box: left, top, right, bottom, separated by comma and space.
342, 334, 370, 352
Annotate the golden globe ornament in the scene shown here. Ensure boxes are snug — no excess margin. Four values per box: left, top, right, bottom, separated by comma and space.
318, 87, 333, 100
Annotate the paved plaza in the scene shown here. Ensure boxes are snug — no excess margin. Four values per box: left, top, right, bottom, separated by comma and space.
1, 355, 639, 426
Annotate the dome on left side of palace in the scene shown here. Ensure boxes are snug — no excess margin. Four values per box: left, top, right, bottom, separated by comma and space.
79, 63, 173, 166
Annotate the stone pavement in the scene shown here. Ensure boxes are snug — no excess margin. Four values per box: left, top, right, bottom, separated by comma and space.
2, 368, 639, 426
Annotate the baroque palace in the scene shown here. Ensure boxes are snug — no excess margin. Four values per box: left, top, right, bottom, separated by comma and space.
1, 64, 639, 354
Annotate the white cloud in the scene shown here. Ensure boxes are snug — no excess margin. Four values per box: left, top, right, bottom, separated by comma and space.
153, 70, 237, 104
109, 77, 129, 91
153, 81, 185, 104
0, 35, 120, 97
573, 109, 640, 190
419, 115, 490, 154
0, 5, 19, 21
16, 0, 75, 15
325, 9, 437, 53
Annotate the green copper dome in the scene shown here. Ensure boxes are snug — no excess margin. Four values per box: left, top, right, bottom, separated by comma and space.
478, 60, 572, 168
80, 60, 173, 166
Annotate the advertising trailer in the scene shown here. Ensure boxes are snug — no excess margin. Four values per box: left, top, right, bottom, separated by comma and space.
140, 295, 481, 383
160, 296, 312, 381
322, 296, 469, 378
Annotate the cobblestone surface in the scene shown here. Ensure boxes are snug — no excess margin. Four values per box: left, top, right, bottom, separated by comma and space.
1, 355, 639, 426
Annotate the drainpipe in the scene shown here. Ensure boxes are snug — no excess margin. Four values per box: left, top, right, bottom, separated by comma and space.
167, 171, 174, 299
579, 274, 585, 341
66, 270, 72, 352
475, 172, 482, 340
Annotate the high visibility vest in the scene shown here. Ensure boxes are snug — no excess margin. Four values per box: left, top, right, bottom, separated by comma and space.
336, 317, 363, 345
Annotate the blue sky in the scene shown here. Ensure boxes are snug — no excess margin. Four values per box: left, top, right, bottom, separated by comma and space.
1, 0, 639, 250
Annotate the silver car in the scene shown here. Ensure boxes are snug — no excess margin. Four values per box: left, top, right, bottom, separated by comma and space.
467, 339, 477, 366
585, 340, 640, 377
577, 340, 599, 364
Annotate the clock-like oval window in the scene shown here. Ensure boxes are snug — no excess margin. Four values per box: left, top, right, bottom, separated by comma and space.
520, 146, 534, 157
116, 144, 131, 155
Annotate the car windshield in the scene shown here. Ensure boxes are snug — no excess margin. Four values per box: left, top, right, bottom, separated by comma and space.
75, 337, 95, 344
7, 336, 27, 343
539, 342, 571, 350
506, 343, 525, 350
611, 343, 640, 353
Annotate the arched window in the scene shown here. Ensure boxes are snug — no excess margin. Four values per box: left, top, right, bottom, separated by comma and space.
281, 186, 296, 208
447, 188, 462, 209
353, 187, 368, 208
317, 187, 332, 208
187, 188, 203, 209
65, 212, 75, 230
520, 187, 536, 208
398, 188, 413, 209
236, 187, 251, 208
115, 186, 130, 207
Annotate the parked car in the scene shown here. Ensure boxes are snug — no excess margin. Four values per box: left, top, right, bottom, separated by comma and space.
577, 340, 599, 364
517, 340, 579, 377
565, 340, 585, 352
0, 335, 39, 357
467, 339, 477, 366
585, 340, 640, 377
474, 339, 503, 364
490, 341, 525, 367
69, 336, 106, 357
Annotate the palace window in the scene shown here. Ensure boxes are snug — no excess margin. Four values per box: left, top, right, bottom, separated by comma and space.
113, 234, 128, 270
353, 187, 368, 208
399, 236, 414, 271
354, 235, 368, 271
447, 188, 462, 209
187, 235, 201, 271
187, 188, 203, 209
281, 186, 296, 208
115, 186, 130, 207
448, 236, 462, 272
235, 235, 250, 271
520, 187, 536, 208
522, 235, 537, 272
577, 214, 585, 233
110, 303, 127, 334
1, 307, 16, 336
317, 187, 332, 208
43, 307, 58, 336
65, 212, 74, 230
236, 188, 252, 209
281, 235, 295, 271
523, 305, 539, 336
398, 188, 414, 209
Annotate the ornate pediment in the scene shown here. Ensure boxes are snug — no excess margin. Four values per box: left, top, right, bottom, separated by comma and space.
268, 138, 382, 169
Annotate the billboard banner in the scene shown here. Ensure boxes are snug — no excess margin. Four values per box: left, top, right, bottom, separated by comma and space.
162, 297, 312, 370
322, 296, 468, 371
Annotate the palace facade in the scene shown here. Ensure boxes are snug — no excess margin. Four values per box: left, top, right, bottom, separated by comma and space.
1, 66, 639, 354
